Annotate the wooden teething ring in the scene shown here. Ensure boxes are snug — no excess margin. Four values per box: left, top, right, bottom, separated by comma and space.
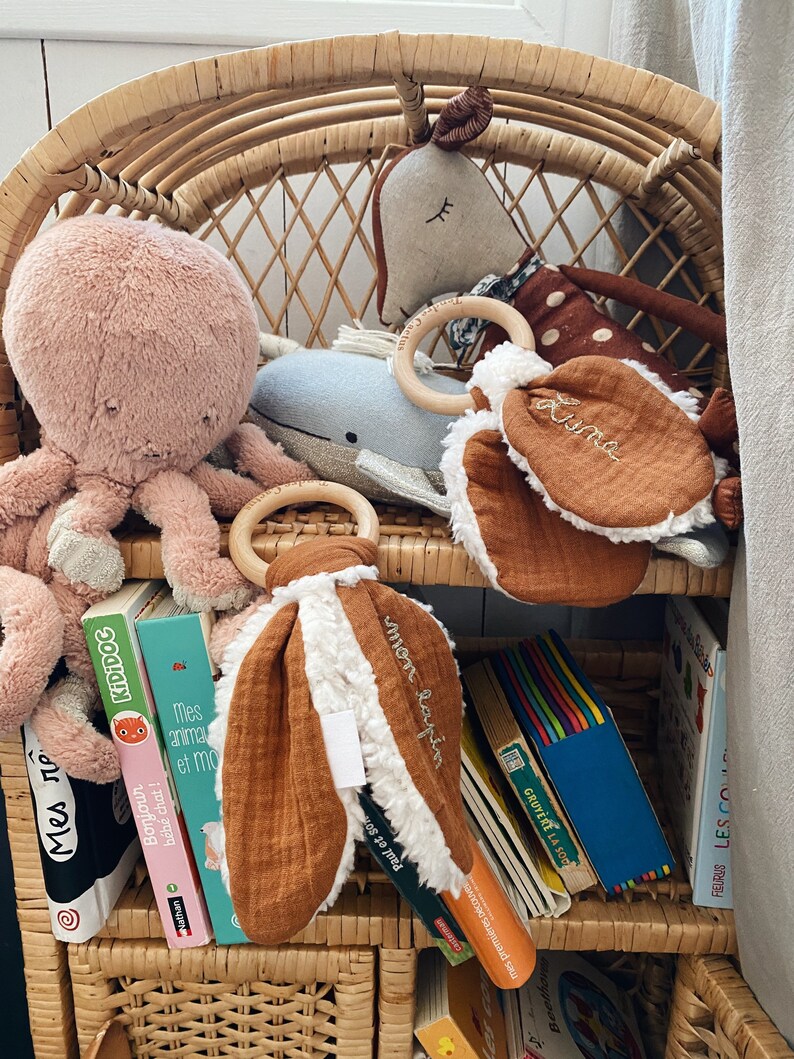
229, 480, 380, 587
392, 295, 536, 415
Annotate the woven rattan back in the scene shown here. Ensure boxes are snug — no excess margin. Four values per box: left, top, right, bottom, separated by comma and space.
0, 33, 724, 466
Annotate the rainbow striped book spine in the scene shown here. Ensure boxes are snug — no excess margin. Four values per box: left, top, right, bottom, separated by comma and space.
491, 631, 673, 893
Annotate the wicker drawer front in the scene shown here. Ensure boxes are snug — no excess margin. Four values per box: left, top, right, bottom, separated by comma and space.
68, 940, 375, 1058
666, 956, 794, 1059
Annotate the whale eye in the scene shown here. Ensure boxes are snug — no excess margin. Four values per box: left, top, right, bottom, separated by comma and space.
345, 431, 358, 444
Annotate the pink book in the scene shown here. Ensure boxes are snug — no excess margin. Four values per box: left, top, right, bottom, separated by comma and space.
83, 580, 212, 947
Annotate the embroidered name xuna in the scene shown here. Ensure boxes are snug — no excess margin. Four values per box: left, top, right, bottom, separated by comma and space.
383, 616, 444, 768
534, 391, 621, 462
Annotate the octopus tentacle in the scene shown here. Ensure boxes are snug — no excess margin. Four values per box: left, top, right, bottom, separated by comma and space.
0, 567, 64, 733
224, 422, 313, 487
134, 469, 253, 612
0, 443, 74, 529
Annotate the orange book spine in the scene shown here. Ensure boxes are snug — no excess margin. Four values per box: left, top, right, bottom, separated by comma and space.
443, 836, 536, 989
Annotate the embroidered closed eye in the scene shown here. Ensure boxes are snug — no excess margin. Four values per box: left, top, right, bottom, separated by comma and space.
425, 197, 453, 223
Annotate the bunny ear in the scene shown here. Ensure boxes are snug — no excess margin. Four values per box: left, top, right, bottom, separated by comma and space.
431, 86, 493, 151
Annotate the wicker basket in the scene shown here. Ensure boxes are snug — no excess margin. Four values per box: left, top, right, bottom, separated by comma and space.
0, 33, 730, 597
666, 957, 794, 1059
0, 31, 743, 1059
68, 940, 375, 1058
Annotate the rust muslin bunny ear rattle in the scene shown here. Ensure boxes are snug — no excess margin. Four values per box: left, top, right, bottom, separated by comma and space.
393, 301, 653, 606
207, 481, 473, 945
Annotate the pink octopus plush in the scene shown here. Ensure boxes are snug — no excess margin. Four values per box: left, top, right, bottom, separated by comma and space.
0, 216, 310, 781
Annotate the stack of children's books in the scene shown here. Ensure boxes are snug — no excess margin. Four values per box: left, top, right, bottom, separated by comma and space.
82, 579, 246, 947
461, 632, 674, 899
414, 947, 648, 1059
657, 596, 731, 908
73, 579, 681, 963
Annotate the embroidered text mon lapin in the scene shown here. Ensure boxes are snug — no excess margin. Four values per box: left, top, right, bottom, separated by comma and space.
383, 616, 445, 769
534, 392, 621, 462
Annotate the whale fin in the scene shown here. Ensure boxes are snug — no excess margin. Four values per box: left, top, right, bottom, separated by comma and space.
356, 450, 451, 517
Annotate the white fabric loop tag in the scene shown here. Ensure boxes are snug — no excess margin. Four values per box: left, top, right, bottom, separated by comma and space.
320, 710, 366, 789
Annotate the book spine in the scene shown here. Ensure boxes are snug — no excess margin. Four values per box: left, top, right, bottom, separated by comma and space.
442, 836, 536, 990
494, 740, 595, 893
139, 613, 249, 945
359, 791, 472, 965
84, 610, 211, 947
21, 721, 140, 942
693, 656, 732, 908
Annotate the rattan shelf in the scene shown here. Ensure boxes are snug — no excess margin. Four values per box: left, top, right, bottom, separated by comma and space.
117, 509, 736, 596
98, 866, 736, 957
0, 26, 760, 1059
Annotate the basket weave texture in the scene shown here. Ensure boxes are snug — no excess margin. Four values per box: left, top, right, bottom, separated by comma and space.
69, 940, 375, 1058
0, 32, 730, 593
666, 957, 794, 1059
0, 31, 747, 1059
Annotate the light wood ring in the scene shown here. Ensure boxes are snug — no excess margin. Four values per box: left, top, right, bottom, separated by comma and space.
229, 481, 380, 586
393, 296, 536, 415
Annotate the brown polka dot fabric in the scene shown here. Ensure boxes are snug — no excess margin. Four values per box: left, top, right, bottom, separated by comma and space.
481, 260, 694, 395
501, 356, 717, 533
461, 425, 652, 605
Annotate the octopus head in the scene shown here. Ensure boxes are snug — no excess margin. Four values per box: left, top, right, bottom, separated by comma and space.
3, 215, 259, 485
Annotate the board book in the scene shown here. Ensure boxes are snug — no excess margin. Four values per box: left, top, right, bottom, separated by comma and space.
658, 596, 731, 908
462, 660, 596, 894
22, 714, 140, 942
460, 713, 570, 919
415, 947, 509, 1059
82, 580, 211, 948
136, 591, 249, 944
503, 951, 647, 1059
484, 632, 673, 894
359, 790, 472, 965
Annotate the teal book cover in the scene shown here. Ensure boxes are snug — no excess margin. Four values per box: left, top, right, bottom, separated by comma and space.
136, 595, 249, 945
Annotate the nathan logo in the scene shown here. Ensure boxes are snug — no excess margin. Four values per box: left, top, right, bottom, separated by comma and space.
167, 895, 192, 937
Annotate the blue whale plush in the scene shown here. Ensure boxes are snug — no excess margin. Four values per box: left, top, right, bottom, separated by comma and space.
247, 336, 467, 515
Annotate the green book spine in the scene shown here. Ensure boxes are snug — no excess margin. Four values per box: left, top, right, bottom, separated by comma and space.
496, 741, 581, 873
360, 791, 473, 966
137, 609, 249, 945
86, 612, 151, 724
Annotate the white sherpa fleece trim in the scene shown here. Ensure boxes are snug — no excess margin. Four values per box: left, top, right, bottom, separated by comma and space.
620, 359, 701, 422
297, 580, 466, 897
468, 342, 552, 415
206, 563, 379, 898
440, 408, 503, 593
501, 425, 724, 544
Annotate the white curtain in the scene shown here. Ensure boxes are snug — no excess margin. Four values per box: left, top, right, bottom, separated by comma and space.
611, 0, 794, 1043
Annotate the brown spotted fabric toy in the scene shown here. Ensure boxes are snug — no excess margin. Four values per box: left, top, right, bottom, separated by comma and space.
208, 483, 473, 944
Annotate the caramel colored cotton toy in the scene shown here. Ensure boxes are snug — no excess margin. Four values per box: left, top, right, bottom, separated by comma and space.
393, 298, 653, 605
208, 482, 472, 945
496, 356, 724, 542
